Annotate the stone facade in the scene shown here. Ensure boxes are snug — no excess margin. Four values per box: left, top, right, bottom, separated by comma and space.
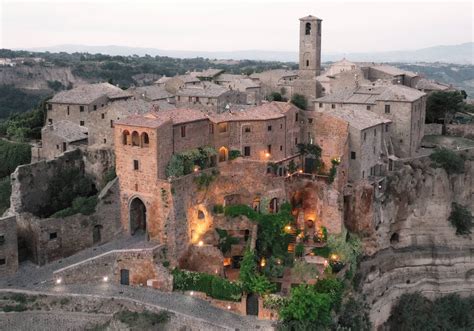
0, 215, 18, 276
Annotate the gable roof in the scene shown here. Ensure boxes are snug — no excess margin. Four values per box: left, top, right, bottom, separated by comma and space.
50, 83, 132, 104
176, 81, 229, 98
43, 120, 88, 142
209, 101, 294, 123
132, 85, 173, 101
115, 107, 208, 129
319, 108, 391, 131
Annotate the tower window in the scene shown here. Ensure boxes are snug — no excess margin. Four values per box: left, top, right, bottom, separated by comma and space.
306, 60, 309, 67
244, 146, 251, 156
351, 151, 356, 159
133, 160, 139, 170
267, 125, 272, 131
305, 22, 311, 35
385, 105, 391, 114
181, 125, 186, 138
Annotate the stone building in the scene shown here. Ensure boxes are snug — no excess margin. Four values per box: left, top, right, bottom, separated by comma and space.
175, 82, 247, 113
214, 74, 262, 105
361, 64, 420, 87
45, 82, 133, 127
250, 69, 298, 99
315, 84, 426, 158
0, 215, 18, 276
129, 85, 175, 103
160, 74, 201, 93
315, 109, 392, 181
40, 120, 88, 159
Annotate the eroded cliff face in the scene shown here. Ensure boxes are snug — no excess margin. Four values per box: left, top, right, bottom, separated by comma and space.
357, 154, 474, 328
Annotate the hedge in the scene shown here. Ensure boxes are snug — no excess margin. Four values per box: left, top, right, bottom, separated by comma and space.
172, 269, 242, 301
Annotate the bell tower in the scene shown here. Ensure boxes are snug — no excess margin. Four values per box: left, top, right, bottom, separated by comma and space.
299, 15, 322, 78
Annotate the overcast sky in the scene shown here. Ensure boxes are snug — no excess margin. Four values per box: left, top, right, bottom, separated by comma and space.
0, 0, 472, 53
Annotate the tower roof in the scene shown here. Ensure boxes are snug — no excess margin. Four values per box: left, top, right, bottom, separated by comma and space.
299, 15, 322, 21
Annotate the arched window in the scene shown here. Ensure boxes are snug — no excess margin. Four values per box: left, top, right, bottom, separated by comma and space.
305, 22, 311, 35
131, 131, 140, 146
122, 130, 130, 145
141, 132, 149, 147
306, 60, 310, 67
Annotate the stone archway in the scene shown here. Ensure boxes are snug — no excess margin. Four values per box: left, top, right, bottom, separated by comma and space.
130, 197, 147, 235
218, 147, 228, 162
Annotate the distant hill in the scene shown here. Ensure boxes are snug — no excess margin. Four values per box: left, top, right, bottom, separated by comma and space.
28, 42, 473, 64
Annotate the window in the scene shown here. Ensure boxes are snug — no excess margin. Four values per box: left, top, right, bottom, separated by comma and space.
93, 105, 97, 111
366, 105, 371, 110
110, 120, 114, 128
101, 114, 105, 119
267, 125, 272, 131
209, 123, 214, 134
0, 258, 5, 265
56, 145, 59, 150
49, 232, 57, 240
305, 22, 311, 35
295, 138, 298, 145
373, 146, 376, 154
306, 60, 309, 67
0, 234, 5, 245
385, 124, 389, 132
295, 113, 299, 122
331, 104, 335, 109
351, 151, 356, 159
48, 118, 53, 125
362, 170, 365, 178
385, 105, 391, 114
244, 126, 251, 133
62, 142, 66, 152
374, 129, 377, 136
280, 124, 283, 129
267, 145, 272, 153
133, 160, 139, 170
103, 139, 107, 144
131, 131, 140, 146
181, 125, 186, 138
280, 145, 283, 151
80, 121, 85, 126
80, 106, 84, 112
195, 97, 200, 103
122, 130, 130, 145
47, 104, 52, 110
141, 132, 149, 146
244, 146, 251, 156
319, 103, 323, 108
67, 106, 70, 115
218, 123, 228, 133
363, 132, 367, 141
308, 118, 313, 124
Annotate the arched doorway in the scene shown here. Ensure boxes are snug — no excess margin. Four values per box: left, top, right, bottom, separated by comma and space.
130, 197, 146, 235
218, 147, 228, 162
269, 198, 279, 213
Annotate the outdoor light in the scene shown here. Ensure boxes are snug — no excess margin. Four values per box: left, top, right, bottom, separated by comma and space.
260, 257, 266, 267
198, 240, 204, 246
265, 152, 271, 158
298, 169, 303, 173
323, 259, 329, 267
56, 278, 62, 285
103, 276, 109, 282
227, 305, 231, 310
190, 291, 194, 296
330, 254, 338, 261
193, 166, 199, 172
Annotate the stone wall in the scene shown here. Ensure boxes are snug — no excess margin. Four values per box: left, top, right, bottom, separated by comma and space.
424, 123, 443, 136
16, 179, 122, 265
54, 244, 172, 290
446, 123, 474, 139
356, 149, 474, 328
0, 216, 18, 276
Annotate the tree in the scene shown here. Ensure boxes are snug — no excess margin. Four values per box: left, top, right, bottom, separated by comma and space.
425, 91, 464, 124
269, 92, 283, 102
429, 148, 464, 175
279, 285, 332, 325
448, 202, 472, 235
291, 94, 307, 110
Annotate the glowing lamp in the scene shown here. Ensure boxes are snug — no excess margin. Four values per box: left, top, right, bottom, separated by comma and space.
103, 276, 109, 282
56, 278, 62, 285
227, 305, 231, 310
265, 152, 271, 158
260, 257, 266, 267
190, 291, 194, 296
298, 169, 303, 173
198, 240, 204, 247
193, 166, 199, 172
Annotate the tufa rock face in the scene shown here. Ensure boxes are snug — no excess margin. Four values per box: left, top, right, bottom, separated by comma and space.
357, 154, 474, 328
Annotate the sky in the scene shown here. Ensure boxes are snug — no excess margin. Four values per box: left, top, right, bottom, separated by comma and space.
0, 0, 472, 53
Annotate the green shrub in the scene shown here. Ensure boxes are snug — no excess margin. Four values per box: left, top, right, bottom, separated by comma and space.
269, 92, 283, 101
2, 304, 27, 312
0, 140, 31, 178
262, 256, 285, 279
213, 204, 224, 214
294, 243, 304, 257
215, 228, 239, 255
0, 176, 11, 215
311, 246, 331, 258
193, 171, 218, 190
290, 94, 307, 110
279, 285, 332, 325
448, 202, 472, 235
313, 278, 344, 311
172, 269, 242, 301
338, 297, 371, 330
51, 195, 98, 218
166, 147, 217, 178
229, 150, 241, 160
224, 204, 258, 220
429, 148, 464, 174
115, 309, 170, 328
263, 294, 287, 310
102, 168, 116, 186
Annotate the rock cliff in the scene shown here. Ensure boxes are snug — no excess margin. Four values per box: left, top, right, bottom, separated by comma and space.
356, 152, 474, 328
